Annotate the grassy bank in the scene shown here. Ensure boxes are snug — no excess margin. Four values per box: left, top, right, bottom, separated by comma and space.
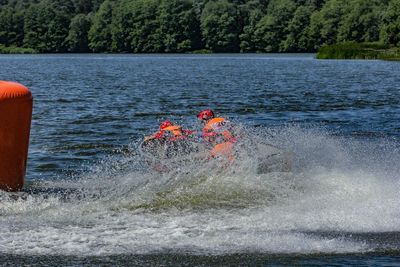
316, 42, 400, 60
0, 45, 37, 54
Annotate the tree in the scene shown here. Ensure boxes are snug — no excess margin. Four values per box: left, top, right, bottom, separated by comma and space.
126, 0, 163, 53
281, 5, 314, 52
88, 0, 113, 52
111, 0, 164, 53
380, 0, 400, 46
239, 0, 267, 52
74, 0, 93, 14
23, 1, 70, 52
0, 0, 398, 53
306, 0, 347, 49
49, 0, 75, 14
111, 0, 136, 52
158, 0, 202, 52
5, 0, 40, 10
305, 0, 326, 9
254, 0, 297, 52
66, 13, 90, 52
0, 7, 24, 46
337, 0, 383, 43
200, 0, 241, 52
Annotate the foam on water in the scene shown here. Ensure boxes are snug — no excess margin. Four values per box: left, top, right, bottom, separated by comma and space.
0, 126, 399, 255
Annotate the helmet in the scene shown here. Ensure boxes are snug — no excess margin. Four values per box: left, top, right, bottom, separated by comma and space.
197, 109, 214, 121
160, 120, 174, 130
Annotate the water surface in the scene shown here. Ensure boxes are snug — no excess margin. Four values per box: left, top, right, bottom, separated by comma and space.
0, 54, 399, 265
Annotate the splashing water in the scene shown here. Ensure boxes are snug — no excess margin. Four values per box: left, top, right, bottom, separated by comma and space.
0, 125, 399, 256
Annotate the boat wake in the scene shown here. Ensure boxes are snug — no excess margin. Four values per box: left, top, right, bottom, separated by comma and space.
0, 125, 399, 256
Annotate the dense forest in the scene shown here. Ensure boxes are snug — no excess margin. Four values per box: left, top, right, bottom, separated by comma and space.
0, 0, 399, 53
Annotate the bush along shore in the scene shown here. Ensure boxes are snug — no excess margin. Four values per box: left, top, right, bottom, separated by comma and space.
316, 42, 400, 60
0, 45, 37, 54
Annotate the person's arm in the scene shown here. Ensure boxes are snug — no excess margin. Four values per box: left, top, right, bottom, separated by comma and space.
144, 131, 163, 141
144, 134, 156, 142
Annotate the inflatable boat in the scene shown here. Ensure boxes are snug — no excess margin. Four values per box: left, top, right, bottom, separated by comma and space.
138, 137, 292, 174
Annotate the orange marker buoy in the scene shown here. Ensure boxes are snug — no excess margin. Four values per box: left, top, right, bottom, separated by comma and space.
0, 81, 32, 191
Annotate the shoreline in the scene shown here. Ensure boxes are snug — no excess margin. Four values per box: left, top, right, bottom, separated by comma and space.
316, 42, 400, 61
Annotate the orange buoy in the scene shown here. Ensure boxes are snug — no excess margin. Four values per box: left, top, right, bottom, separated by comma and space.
0, 81, 32, 191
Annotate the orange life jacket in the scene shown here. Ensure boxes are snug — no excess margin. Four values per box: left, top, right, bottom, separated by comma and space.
202, 118, 238, 162
154, 125, 188, 141
162, 125, 182, 136
203, 117, 235, 142
210, 141, 235, 161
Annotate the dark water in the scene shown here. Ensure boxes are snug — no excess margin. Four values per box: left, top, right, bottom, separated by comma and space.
0, 54, 399, 266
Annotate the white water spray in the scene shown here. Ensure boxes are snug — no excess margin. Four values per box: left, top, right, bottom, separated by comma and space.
0, 125, 399, 255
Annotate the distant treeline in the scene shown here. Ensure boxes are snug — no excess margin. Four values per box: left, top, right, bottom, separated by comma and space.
0, 0, 399, 53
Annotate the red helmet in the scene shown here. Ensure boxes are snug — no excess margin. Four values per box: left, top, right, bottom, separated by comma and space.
197, 109, 214, 120
159, 120, 173, 130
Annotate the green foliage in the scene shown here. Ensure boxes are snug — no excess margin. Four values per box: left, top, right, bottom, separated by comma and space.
337, 0, 383, 43
158, 0, 202, 52
125, 0, 162, 53
281, 5, 314, 52
0, 7, 24, 46
307, 0, 347, 49
0, 0, 400, 53
75, 0, 94, 14
380, 0, 400, 46
88, 0, 113, 52
316, 42, 400, 60
49, 0, 75, 14
254, 0, 298, 52
190, 48, 212, 54
66, 14, 91, 52
200, 0, 241, 52
23, 1, 70, 52
239, 1, 267, 52
0, 44, 37, 53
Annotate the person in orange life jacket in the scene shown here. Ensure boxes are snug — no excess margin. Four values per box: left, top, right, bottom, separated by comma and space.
197, 109, 237, 159
143, 120, 192, 172
144, 120, 193, 142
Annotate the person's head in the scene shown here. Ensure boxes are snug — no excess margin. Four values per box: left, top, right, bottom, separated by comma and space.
197, 109, 214, 123
159, 120, 174, 130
